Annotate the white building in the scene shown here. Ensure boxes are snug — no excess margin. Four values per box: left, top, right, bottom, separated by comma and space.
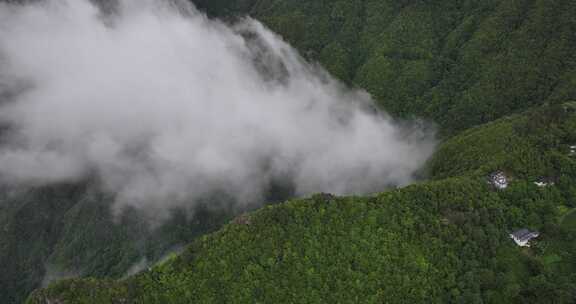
489, 171, 508, 190
509, 229, 540, 247
534, 178, 555, 187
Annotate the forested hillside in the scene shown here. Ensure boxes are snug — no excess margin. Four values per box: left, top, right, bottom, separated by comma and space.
3, 0, 576, 303
28, 103, 576, 303
0, 184, 238, 304
196, 0, 576, 134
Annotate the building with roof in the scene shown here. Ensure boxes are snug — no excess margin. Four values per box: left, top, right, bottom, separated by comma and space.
509, 229, 540, 247
489, 171, 508, 190
534, 177, 555, 187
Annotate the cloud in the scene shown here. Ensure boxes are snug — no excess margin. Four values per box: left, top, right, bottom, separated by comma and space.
0, 0, 436, 210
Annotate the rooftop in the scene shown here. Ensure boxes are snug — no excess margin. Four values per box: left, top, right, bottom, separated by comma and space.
489, 171, 508, 189
510, 229, 540, 246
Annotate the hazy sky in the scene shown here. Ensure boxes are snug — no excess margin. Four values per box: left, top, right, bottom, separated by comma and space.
0, 0, 436, 211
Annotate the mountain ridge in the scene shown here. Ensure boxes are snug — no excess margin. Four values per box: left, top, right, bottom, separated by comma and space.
1, 0, 576, 302
26, 103, 576, 303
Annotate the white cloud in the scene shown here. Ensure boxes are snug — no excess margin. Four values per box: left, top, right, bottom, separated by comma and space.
0, 0, 436, 210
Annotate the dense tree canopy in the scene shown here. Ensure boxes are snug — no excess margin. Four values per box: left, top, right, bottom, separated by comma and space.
27, 105, 576, 303
195, 0, 576, 134
2, 0, 576, 302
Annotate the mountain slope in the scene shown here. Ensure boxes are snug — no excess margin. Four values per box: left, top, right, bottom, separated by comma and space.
27, 104, 576, 303
0, 185, 85, 304
0, 185, 236, 304
196, 0, 576, 134
3, 1, 576, 302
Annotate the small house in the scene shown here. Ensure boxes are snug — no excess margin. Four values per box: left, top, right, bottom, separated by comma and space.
570, 145, 576, 156
489, 171, 509, 190
534, 177, 555, 187
509, 229, 540, 247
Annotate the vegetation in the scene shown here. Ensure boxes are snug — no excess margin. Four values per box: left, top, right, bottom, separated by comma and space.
0, 187, 237, 304
429, 103, 576, 180
0, 185, 87, 304
26, 105, 576, 303
196, 0, 576, 134
3, 0, 576, 302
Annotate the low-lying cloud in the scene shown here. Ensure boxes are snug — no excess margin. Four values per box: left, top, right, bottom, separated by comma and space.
0, 0, 435, 210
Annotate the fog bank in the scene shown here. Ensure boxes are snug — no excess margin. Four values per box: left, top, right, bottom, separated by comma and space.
0, 0, 436, 210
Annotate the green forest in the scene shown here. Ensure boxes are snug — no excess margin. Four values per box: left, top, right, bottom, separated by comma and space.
25, 103, 576, 303
2, 0, 576, 303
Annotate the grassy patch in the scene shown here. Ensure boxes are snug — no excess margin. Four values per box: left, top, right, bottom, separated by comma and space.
542, 254, 563, 265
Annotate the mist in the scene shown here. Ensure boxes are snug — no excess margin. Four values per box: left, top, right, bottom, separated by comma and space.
0, 0, 436, 211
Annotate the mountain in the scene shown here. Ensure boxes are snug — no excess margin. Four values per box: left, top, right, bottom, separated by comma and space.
27, 103, 576, 303
2, 0, 576, 303
196, 0, 576, 135
0, 183, 238, 304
